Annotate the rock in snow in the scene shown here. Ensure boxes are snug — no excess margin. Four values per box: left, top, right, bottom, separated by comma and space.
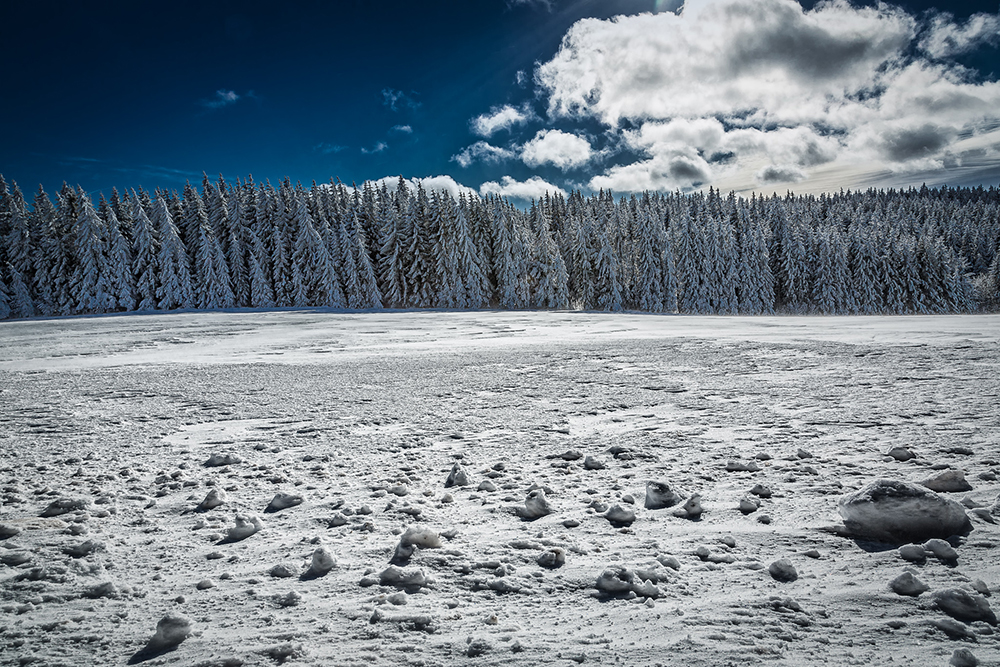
196, 487, 227, 511
644, 481, 685, 509
768, 559, 798, 582
40, 497, 89, 517
516, 489, 553, 520
305, 547, 336, 577
265, 492, 304, 513
204, 452, 243, 467
889, 571, 928, 596
595, 565, 660, 598
837, 479, 971, 542
605, 504, 636, 525
144, 614, 192, 651
920, 469, 973, 493
444, 462, 471, 488
932, 588, 997, 625
225, 514, 263, 542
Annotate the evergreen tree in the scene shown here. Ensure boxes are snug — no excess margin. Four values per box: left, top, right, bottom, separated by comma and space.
185, 183, 234, 309
72, 191, 111, 314
131, 195, 159, 311
100, 196, 135, 311
593, 223, 623, 312
152, 193, 195, 310
0, 266, 10, 319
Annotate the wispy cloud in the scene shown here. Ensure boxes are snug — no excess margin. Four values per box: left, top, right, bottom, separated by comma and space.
381, 88, 420, 111
313, 143, 347, 155
391, 124, 413, 134
470, 103, 536, 137
362, 141, 388, 155
505, 0, 553, 11
201, 89, 241, 109
480, 175, 565, 200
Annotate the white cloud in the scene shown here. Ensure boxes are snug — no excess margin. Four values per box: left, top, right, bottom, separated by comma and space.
202, 89, 240, 109
382, 88, 420, 111
314, 143, 347, 154
452, 141, 517, 168
505, 0, 553, 10
391, 125, 413, 134
528, 0, 1000, 193
372, 175, 478, 200
521, 129, 593, 170
920, 11, 1000, 59
362, 141, 388, 154
471, 104, 535, 137
480, 175, 566, 200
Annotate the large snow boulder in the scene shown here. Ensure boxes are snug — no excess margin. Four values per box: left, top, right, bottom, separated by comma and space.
838, 479, 971, 543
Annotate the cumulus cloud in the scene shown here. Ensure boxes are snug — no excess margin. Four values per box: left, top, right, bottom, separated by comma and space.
920, 11, 1000, 59
480, 175, 566, 200
452, 141, 516, 168
471, 104, 536, 137
391, 124, 413, 134
372, 175, 478, 200
529, 0, 1000, 193
521, 129, 593, 170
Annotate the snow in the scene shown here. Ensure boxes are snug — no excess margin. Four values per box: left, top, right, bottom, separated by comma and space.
0, 309, 998, 666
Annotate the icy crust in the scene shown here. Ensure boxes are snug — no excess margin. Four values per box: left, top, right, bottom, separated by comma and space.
838, 479, 972, 542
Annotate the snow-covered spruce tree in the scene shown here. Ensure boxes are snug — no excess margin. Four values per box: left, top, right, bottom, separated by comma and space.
350, 209, 383, 309
593, 221, 624, 312
245, 221, 276, 309
527, 201, 569, 310
378, 188, 406, 308
290, 188, 345, 308
336, 210, 363, 308
429, 191, 459, 308
27, 187, 57, 316
216, 181, 248, 308
401, 184, 434, 308
99, 195, 135, 311
0, 266, 10, 319
632, 204, 665, 312
71, 190, 112, 314
491, 197, 529, 309
455, 193, 490, 309
130, 194, 159, 311
3, 183, 35, 317
184, 183, 234, 310
737, 208, 775, 314
50, 184, 82, 315
152, 192, 195, 310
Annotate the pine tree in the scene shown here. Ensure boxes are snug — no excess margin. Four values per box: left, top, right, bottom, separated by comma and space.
593, 223, 623, 312
351, 209, 383, 309
100, 196, 135, 311
0, 266, 10, 319
153, 192, 195, 310
131, 195, 159, 311
72, 191, 111, 314
185, 183, 234, 309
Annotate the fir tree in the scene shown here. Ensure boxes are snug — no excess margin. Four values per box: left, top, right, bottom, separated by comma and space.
100, 196, 135, 311
72, 191, 111, 314
153, 193, 195, 310
131, 195, 159, 311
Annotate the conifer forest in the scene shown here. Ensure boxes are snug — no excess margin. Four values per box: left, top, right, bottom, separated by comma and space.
1, 173, 999, 321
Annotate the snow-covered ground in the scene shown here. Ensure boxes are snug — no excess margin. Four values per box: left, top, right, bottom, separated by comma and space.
1, 310, 998, 666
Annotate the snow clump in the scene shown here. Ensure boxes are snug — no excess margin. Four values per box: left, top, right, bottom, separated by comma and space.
837, 479, 971, 542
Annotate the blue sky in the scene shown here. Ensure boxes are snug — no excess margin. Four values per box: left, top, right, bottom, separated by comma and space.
3, 0, 1000, 201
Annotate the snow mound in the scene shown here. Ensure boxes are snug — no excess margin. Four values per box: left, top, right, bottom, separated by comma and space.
837, 479, 971, 542
265, 492, 303, 513
672, 494, 703, 520
605, 504, 636, 525
920, 469, 972, 493
394, 526, 444, 561
889, 571, 928, 596
305, 547, 336, 577
196, 488, 227, 511
515, 489, 553, 520
379, 565, 432, 589
204, 452, 243, 467
932, 588, 997, 625
445, 462, 471, 488
644, 481, 685, 509
145, 614, 192, 651
40, 497, 89, 517
224, 514, 263, 542
768, 559, 798, 582
594, 565, 660, 598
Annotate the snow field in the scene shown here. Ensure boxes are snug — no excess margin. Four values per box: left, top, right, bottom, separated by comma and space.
0, 310, 998, 666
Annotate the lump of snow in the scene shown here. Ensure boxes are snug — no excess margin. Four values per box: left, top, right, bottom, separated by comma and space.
197, 488, 227, 511
274, 590, 302, 607
672, 494, 703, 520
885, 446, 916, 462
204, 452, 243, 467
890, 571, 929, 597
768, 559, 798, 582
196, 578, 215, 590
838, 479, 971, 543
40, 497, 89, 517
0, 523, 22, 539
594, 565, 660, 598
394, 525, 443, 562
644, 481, 685, 510
145, 614, 192, 651
920, 469, 972, 493
726, 460, 760, 473
477, 480, 497, 492
64, 539, 104, 558
225, 514, 263, 542
951, 649, 980, 667
583, 455, 606, 470
0, 551, 32, 566
445, 462, 471, 488
269, 563, 298, 578
898, 544, 927, 562
739, 496, 761, 514
537, 547, 566, 569
605, 504, 636, 525
933, 588, 997, 625
305, 547, 336, 577
515, 489, 553, 520
922, 538, 958, 561
557, 449, 583, 461
380, 565, 431, 589
265, 492, 303, 513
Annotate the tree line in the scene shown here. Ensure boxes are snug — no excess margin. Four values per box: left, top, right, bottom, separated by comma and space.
0, 173, 998, 320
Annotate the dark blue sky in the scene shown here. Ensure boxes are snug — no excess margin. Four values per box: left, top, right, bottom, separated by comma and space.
3, 0, 1000, 200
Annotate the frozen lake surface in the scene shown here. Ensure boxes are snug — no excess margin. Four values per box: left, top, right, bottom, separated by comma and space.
1, 310, 998, 666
